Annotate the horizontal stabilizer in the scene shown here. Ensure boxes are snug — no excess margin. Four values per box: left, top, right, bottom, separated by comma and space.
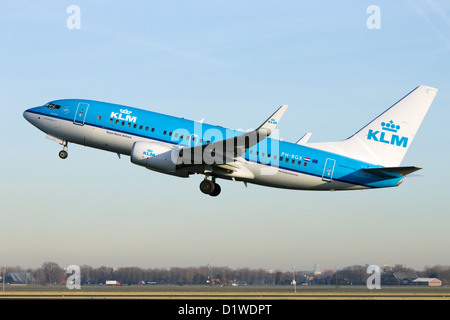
296, 132, 312, 145
362, 166, 421, 178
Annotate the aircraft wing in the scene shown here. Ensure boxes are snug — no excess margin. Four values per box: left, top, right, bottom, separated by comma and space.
179, 105, 288, 165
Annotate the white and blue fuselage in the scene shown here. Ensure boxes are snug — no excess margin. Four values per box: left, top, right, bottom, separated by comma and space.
23, 86, 437, 196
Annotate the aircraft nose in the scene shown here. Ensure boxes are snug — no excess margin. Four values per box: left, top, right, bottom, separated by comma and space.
23, 107, 41, 124
23, 109, 32, 122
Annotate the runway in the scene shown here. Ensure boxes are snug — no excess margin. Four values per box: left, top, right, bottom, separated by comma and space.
1, 285, 449, 300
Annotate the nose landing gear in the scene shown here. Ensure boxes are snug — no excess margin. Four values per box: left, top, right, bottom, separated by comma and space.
199, 177, 221, 197
59, 141, 68, 159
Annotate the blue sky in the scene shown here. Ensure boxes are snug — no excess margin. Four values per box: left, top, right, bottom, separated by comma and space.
1, 1, 450, 272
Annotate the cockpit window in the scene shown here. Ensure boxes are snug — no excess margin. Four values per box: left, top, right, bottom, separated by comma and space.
44, 103, 61, 110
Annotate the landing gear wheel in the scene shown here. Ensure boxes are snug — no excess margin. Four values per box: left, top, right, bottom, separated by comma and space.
200, 179, 215, 195
58, 141, 69, 159
209, 183, 221, 197
59, 150, 68, 159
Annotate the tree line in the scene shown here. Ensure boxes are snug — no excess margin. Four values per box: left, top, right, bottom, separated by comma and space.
2, 262, 450, 286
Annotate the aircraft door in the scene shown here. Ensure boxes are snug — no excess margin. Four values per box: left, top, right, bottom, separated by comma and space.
322, 158, 336, 182
74, 102, 89, 125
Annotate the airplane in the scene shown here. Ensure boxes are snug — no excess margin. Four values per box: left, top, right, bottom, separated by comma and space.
23, 85, 437, 197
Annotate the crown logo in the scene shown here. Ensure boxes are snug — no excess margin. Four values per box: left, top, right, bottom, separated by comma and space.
120, 109, 132, 114
381, 120, 400, 133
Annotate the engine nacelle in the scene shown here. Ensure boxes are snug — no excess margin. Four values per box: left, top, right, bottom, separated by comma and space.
131, 141, 188, 177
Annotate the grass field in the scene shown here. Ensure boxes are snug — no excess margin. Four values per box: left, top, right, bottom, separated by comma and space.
1, 285, 450, 299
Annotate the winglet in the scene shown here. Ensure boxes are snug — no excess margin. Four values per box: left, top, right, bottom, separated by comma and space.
256, 105, 288, 135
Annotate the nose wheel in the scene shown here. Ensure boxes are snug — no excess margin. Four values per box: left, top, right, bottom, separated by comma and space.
199, 178, 221, 197
59, 142, 68, 159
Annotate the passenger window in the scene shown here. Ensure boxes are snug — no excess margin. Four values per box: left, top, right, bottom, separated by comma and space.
274, 155, 277, 160
279, 157, 283, 161
139, 125, 143, 129
97, 116, 101, 120
151, 128, 155, 132
297, 160, 301, 165
121, 121, 125, 125
133, 124, 137, 128
127, 122, 131, 127
145, 127, 149, 131
174, 133, 178, 138
285, 158, 289, 163
291, 159, 295, 164
115, 120, 119, 124
163, 130, 167, 135
304, 162, 307, 167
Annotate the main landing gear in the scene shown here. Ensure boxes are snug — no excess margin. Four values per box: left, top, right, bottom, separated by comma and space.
199, 177, 221, 197
58, 141, 69, 159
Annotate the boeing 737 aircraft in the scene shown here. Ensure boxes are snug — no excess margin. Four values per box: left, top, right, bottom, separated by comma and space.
23, 85, 437, 196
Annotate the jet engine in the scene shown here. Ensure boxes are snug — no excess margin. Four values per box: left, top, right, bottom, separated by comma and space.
130, 141, 189, 177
